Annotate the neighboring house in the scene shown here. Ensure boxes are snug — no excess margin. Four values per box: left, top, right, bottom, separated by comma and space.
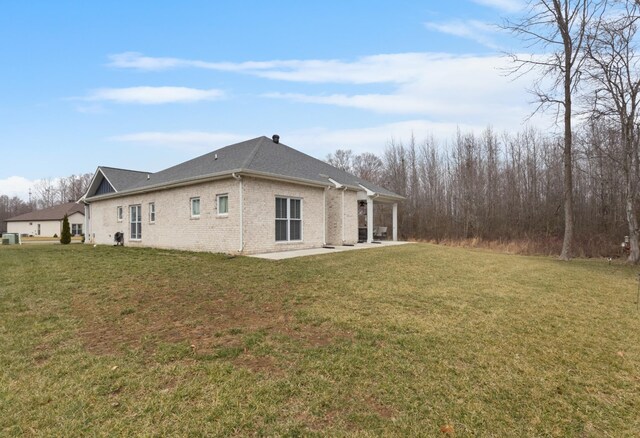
81, 135, 403, 254
6, 202, 85, 237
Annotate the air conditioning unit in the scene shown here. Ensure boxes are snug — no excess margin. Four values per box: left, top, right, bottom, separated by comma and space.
1, 233, 20, 245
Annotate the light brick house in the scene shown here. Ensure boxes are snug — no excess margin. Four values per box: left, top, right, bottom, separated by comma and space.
81, 136, 403, 254
7, 202, 85, 237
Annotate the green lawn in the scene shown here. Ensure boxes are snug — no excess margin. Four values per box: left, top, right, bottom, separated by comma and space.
1, 244, 639, 436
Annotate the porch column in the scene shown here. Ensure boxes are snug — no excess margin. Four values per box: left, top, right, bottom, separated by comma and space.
367, 196, 374, 243
392, 203, 398, 241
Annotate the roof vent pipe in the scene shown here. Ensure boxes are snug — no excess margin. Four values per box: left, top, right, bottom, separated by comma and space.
272, 134, 280, 144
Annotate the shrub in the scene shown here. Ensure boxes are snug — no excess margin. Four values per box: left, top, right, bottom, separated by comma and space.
60, 215, 71, 244
53, 233, 58, 238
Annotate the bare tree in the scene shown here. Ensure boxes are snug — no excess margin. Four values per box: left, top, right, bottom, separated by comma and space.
505, 0, 608, 260
353, 152, 384, 183
0, 195, 31, 232
325, 149, 354, 172
30, 173, 93, 208
59, 173, 93, 202
34, 178, 59, 209
324, 122, 632, 257
585, 0, 640, 262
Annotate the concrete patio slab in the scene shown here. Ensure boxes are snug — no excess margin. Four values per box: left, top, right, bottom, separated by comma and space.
249, 241, 411, 260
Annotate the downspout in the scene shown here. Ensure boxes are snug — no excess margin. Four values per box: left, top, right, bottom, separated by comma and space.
84, 202, 91, 243
323, 187, 328, 246
232, 173, 243, 252
341, 187, 347, 244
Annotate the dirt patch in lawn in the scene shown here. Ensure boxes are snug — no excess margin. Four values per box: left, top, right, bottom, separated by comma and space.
232, 354, 281, 374
71, 275, 344, 359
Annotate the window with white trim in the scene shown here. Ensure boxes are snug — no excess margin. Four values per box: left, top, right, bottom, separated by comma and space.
275, 197, 302, 242
71, 224, 83, 236
217, 194, 228, 216
117, 206, 123, 222
190, 197, 200, 218
130, 205, 142, 240
149, 202, 156, 223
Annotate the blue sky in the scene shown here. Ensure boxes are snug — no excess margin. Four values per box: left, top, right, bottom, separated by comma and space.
0, 0, 537, 199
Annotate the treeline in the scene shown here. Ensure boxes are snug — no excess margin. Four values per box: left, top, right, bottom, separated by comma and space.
327, 0, 640, 261
0, 173, 92, 232
31, 173, 93, 209
328, 124, 633, 257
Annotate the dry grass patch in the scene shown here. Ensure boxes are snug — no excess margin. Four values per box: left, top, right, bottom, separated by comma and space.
1, 243, 639, 436
69, 248, 346, 361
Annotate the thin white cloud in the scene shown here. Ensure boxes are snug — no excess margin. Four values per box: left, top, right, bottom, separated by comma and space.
109, 131, 247, 150
284, 121, 486, 156
108, 52, 188, 70
471, 0, 523, 13
264, 92, 441, 114
108, 119, 511, 160
108, 52, 460, 84
84, 86, 225, 104
264, 54, 537, 125
105, 52, 549, 131
425, 20, 501, 50
0, 176, 39, 201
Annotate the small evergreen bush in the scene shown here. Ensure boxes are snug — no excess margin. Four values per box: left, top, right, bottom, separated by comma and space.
60, 214, 71, 244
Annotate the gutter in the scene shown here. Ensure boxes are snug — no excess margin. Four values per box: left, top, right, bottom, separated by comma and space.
85, 170, 238, 202
84, 168, 340, 203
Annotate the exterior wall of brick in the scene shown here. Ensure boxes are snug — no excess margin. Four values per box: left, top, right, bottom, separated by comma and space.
89, 178, 241, 253
241, 177, 325, 254
324, 188, 359, 245
343, 190, 359, 243
87, 175, 362, 254
7, 212, 84, 237
325, 188, 341, 245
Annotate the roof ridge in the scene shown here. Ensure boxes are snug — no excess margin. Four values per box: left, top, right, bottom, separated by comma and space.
241, 136, 267, 170
100, 166, 151, 174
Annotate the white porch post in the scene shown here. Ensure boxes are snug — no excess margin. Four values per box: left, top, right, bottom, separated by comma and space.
392, 202, 398, 241
367, 197, 374, 243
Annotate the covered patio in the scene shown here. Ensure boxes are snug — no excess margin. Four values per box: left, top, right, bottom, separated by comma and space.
357, 185, 399, 243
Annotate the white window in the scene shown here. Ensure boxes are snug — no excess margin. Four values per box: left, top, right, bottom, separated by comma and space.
191, 197, 200, 218
217, 194, 228, 216
149, 202, 156, 223
117, 206, 123, 222
71, 224, 83, 235
130, 205, 141, 240
275, 197, 302, 242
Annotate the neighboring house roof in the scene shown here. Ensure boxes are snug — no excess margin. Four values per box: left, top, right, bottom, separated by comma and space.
84, 136, 404, 201
6, 202, 84, 222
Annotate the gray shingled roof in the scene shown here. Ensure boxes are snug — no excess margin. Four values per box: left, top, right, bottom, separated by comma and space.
100, 167, 151, 191
87, 136, 403, 200
7, 202, 84, 222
